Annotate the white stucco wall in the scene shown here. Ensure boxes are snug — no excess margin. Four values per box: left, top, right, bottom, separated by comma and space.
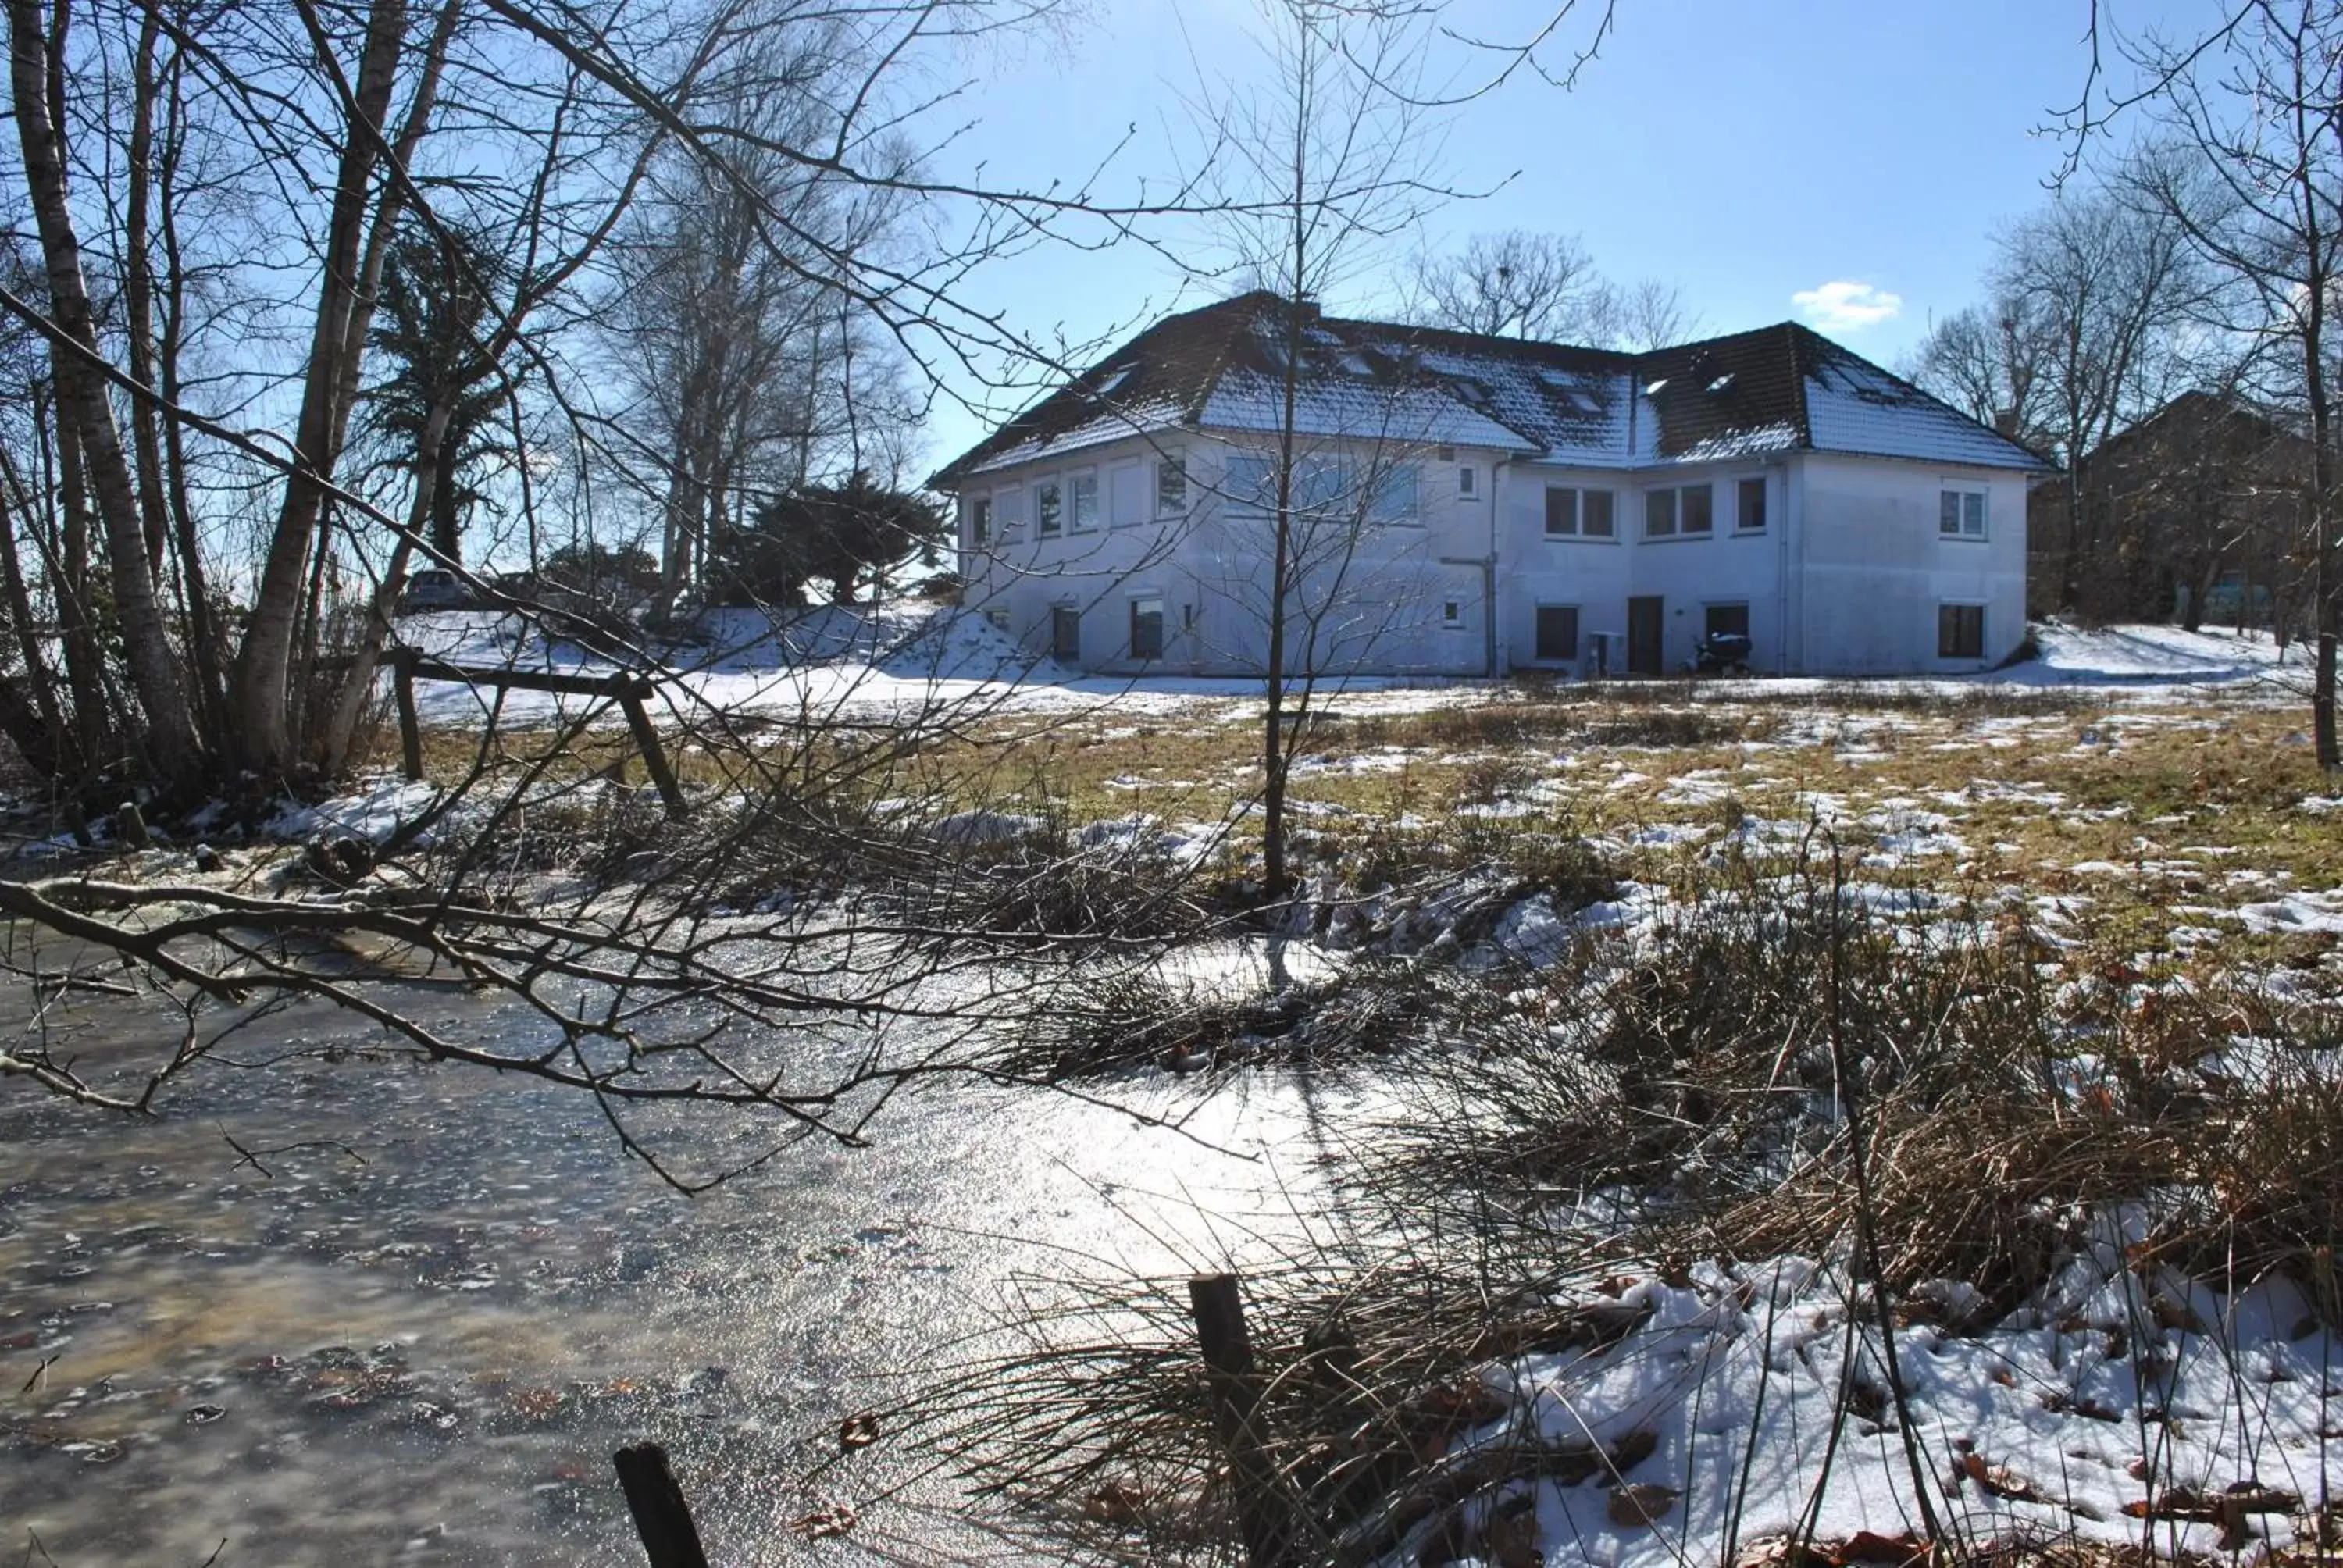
1496, 459, 1792, 675
957, 433, 1502, 676
954, 433, 2035, 679
1790, 454, 2031, 674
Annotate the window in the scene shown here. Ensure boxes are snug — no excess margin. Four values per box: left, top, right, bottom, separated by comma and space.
985, 608, 1011, 633
1435, 445, 1455, 461
1535, 604, 1580, 661
1458, 465, 1478, 498
1292, 454, 1347, 515
970, 495, 992, 545
1370, 464, 1418, 525
1646, 484, 1711, 538
1051, 605, 1081, 662
1737, 477, 1767, 532
1109, 461, 1145, 527
1069, 469, 1099, 531
1582, 489, 1615, 538
1545, 486, 1577, 536
1548, 485, 1621, 538
1681, 483, 1713, 534
1225, 452, 1273, 515
1129, 598, 1164, 661
1938, 603, 1985, 658
994, 486, 1024, 537
1036, 477, 1063, 537
1156, 451, 1187, 515
1940, 488, 1987, 539
1442, 600, 1465, 629
1645, 488, 1677, 538
1705, 602, 1750, 640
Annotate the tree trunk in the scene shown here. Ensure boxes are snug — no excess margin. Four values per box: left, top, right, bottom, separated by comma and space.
123, 7, 171, 581
9, 0, 199, 777
155, 46, 227, 741
319, 397, 454, 775
230, 0, 408, 779
50, 417, 112, 769
0, 455, 72, 775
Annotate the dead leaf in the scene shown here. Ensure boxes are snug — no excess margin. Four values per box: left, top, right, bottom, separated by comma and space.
1834, 1529, 1930, 1566
838, 1412, 880, 1451
1082, 1481, 1147, 1526
790, 1505, 856, 1539
1961, 1451, 2045, 1502
1608, 1483, 1678, 1528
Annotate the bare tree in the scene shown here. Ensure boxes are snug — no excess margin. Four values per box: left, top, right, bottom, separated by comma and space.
1907, 301, 2052, 447
2070, 0, 2343, 765
1410, 228, 1698, 348
1410, 229, 1600, 338
1581, 273, 1702, 350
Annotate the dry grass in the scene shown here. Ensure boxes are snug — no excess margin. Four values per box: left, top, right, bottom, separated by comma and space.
903, 854, 2343, 1566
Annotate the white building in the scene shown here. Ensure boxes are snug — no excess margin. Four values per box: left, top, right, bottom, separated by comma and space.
933, 293, 2051, 679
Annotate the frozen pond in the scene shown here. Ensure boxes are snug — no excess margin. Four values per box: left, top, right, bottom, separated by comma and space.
0, 944, 1348, 1564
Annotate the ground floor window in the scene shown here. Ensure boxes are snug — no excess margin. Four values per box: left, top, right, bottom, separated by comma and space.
1442, 599, 1466, 629
1535, 604, 1579, 661
1129, 597, 1164, 661
1938, 602, 1985, 659
1705, 602, 1750, 640
1052, 605, 1082, 662
985, 608, 1010, 633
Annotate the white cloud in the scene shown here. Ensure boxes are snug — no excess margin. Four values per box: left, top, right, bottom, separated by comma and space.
1791, 280, 1903, 333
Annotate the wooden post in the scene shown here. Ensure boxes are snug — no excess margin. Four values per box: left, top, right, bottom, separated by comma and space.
394, 648, 423, 782
612, 1443, 709, 1568
615, 682, 686, 820
1188, 1272, 1294, 1568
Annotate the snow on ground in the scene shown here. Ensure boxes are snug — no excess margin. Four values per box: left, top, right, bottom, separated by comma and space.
394, 604, 1485, 729
386, 612, 2306, 733
2025, 620, 2300, 684
1453, 1237, 2340, 1568
266, 779, 448, 844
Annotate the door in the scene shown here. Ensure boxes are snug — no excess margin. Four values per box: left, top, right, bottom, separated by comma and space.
1534, 605, 1579, 663
1051, 606, 1082, 664
1627, 596, 1664, 675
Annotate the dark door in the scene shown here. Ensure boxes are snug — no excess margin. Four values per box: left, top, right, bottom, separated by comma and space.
1627, 596, 1664, 675
1051, 606, 1082, 663
1535, 605, 1579, 662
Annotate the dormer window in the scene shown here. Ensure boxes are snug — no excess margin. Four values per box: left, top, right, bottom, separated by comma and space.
1091, 367, 1133, 397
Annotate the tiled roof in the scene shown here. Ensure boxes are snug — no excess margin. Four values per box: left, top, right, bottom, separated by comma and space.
933, 294, 2052, 486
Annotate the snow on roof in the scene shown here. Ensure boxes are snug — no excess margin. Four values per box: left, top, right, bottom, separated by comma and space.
956, 396, 1188, 476
1200, 369, 1538, 452
1799, 338, 2048, 469
933, 295, 2050, 487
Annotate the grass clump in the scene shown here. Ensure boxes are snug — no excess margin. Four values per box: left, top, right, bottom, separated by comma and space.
907, 853, 2343, 1566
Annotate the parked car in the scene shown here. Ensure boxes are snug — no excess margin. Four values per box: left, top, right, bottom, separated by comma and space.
398, 568, 469, 615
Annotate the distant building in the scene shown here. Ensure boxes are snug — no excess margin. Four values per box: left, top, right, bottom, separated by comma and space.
933, 291, 2051, 679
2032, 390, 2309, 631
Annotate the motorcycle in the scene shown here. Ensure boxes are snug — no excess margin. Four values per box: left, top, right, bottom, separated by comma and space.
1684, 630, 1753, 677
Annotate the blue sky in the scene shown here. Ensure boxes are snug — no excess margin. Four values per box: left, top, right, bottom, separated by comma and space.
917, 0, 2215, 465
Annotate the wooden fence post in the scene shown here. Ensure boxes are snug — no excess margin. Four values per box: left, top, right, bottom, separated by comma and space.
612, 1442, 709, 1568
1189, 1272, 1295, 1568
394, 648, 423, 782
615, 682, 686, 819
